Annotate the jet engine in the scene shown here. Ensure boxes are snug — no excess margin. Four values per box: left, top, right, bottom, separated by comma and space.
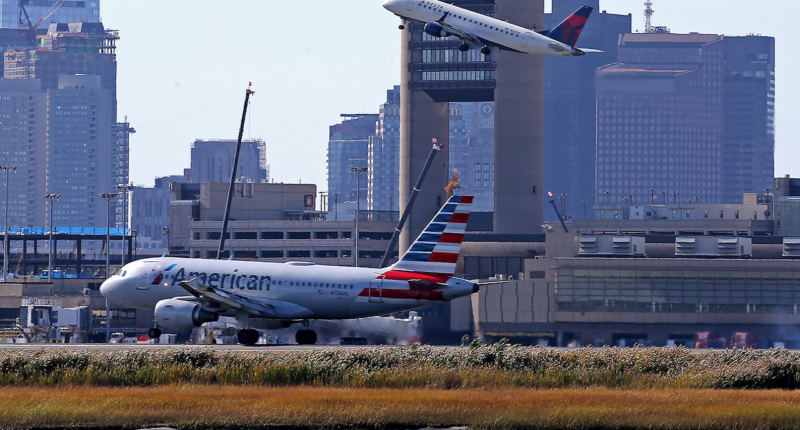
154, 299, 219, 330
424, 22, 448, 38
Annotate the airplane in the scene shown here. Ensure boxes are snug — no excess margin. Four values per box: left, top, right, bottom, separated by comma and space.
382, 0, 600, 57
100, 195, 480, 345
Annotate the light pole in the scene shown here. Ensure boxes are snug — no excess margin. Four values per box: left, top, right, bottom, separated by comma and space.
603, 191, 610, 205
388, 196, 394, 222
115, 184, 132, 267
333, 193, 339, 221
100, 192, 118, 343
672, 192, 679, 204
661, 190, 667, 205
45, 193, 60, 282
1, 165, 15, 282
649, 189, 656, 205
581, 200, 588, 220
350, 166, 367, 267
764, 188, 773, 220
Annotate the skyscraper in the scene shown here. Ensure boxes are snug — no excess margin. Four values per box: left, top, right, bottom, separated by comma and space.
47, 74, 113, 227
0, 79, 46, 227
183, 139, 268, 184
327, 114, 378, 210
0, 0, 100, 29
449, 102, 495, 212
595, 33, 774, 206
367, 87, 400, 213
543, 0, 630, 219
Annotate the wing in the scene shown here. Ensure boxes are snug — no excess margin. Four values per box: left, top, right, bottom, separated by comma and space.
436, 12, 482, 44
179, 277, 315, 320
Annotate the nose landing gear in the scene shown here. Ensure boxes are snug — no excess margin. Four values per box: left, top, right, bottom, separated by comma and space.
399, 18, 406, 30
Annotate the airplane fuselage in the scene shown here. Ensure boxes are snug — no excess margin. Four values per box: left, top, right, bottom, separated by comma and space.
101, 257, 477, 321
383, 0, 586, 56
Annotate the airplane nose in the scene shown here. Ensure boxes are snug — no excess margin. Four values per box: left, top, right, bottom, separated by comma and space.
100, 277, 118, 300
382, 0, 395, 10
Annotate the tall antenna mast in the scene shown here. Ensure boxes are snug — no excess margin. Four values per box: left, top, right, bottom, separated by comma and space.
644, 0, 653, 33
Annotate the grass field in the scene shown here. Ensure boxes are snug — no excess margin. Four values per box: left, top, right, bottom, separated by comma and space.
3, 386, 800, 429
2, 344, 800, 389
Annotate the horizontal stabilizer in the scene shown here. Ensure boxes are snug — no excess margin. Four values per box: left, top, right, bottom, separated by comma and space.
577, 48, 604, 53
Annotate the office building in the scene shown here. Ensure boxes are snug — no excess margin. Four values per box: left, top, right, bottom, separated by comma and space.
5, 22, 119, 121
367, 87, 400, 214
183, 138, 268, 184
596, 32, 775, 207
543, 0, 630, 219
131, 175, 184, 253
721, 36, 775, 204
47, 74, 113, 227
327, 114, 378, 216
0, 0, 100, 30
0, 79, 46, 227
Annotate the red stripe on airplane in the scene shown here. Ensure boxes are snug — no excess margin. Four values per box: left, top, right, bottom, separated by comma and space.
428, 252, 459, 263
358, 288, 444, 301
438, 233, 463, 243
379, 270, 450, 284
450, 213, 469, 223
459, 196, 474, 204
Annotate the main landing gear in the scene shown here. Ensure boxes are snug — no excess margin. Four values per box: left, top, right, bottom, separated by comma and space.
237, 329, 259, 345
458, 43, 469, 52
295, 320, 317, 345
480, 45, 491, 55
148, 326, 161, 340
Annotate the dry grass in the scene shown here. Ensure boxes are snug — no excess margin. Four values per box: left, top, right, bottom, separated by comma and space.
2, 386, 800, 429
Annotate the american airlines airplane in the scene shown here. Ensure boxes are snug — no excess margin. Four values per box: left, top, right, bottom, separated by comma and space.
382, 0, 599, 57
100, 195, 480, 345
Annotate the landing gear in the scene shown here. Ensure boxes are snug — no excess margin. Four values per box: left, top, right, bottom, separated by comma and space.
399, 18, 406, 30
458, 43, 470, 52
237, 329, 259, 345
296, 329, 317, 345
148, 327, 161, 339
480, 45, 491, 55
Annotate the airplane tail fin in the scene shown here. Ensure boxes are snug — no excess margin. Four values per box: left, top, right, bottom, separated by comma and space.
390, 195, 473, 276
541, 5, 593, 47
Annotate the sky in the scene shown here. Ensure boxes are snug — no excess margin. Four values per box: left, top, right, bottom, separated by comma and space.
101, 0, 799, 190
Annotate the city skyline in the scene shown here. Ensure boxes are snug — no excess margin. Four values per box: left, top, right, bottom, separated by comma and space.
101, 0, 799, 194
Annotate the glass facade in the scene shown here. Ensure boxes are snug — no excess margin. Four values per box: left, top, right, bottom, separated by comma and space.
555, 267, 800, 314
1, 0, 99, 29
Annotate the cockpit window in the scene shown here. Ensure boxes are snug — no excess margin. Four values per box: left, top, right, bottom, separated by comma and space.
120, 270, 127, 277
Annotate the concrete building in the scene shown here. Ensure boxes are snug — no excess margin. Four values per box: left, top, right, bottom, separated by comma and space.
183, 139, 268, 184
449, 102, 495, 212
399, 0, 545, 255
0, 0, 100, 29
543, 0, 630, 219
167, 182, 397, 267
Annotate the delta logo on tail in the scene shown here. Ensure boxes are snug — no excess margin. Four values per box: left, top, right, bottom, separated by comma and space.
539, 6, 592, 47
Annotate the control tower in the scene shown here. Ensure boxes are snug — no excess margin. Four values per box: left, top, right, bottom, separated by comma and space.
399, 0, 544, 253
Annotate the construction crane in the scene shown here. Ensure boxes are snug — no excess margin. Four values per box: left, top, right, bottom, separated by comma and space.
18, 0, 66, 36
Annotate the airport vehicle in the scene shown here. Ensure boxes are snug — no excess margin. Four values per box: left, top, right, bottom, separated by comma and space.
100, 195, 479, 345
382, 0, 599, 56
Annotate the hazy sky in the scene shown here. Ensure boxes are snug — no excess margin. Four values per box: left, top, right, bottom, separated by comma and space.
102, 0, 798, 190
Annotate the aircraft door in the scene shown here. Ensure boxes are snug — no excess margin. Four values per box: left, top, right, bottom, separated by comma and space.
521, 32, 533, 49
137, 263, 158, 290
368, 280, 383, 303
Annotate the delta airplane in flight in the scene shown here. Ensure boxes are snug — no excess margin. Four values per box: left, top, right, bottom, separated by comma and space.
101, 195, 480, 345
382, 0, 599, 57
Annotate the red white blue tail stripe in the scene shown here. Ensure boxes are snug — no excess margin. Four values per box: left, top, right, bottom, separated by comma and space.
390, 195, 473, 276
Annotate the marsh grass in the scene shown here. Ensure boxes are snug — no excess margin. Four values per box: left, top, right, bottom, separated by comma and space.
2, 386, 800, 429
2, 345, 800, 389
